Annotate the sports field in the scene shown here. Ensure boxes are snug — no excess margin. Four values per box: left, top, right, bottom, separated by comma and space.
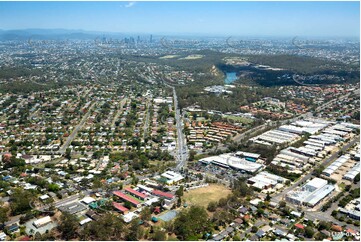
183, 184, 232, 207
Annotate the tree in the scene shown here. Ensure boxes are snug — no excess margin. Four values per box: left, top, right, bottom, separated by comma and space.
233, 234, 241, 241
81, 213, 126, 240
126, 219, 143, 240
318, 221, 331, 230
265, 193, 271, 201
175, 186, 184, 197
65, 148, 71, 159
304, 226, 315, 238
0, 205, 9, 226
124, 201, 132, 209
207, 201, 217, 212
153, 230, 166, 241
173, 206, 211, 240
57, 212, 79, 240
232, 178, 253, 197
140, 207, 152, 221
188, 150, 197, 161
9, 188, 33, 215
251, 226, 258, 233
279, 201, 286, 208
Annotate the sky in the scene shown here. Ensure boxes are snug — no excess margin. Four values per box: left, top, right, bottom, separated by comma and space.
0, 1, 359, 37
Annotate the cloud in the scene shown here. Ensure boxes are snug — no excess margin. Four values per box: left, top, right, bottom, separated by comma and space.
123, 2, 136, 8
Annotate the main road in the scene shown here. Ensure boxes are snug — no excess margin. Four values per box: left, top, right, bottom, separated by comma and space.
58, 102, 96, 154
171, 86, 189, 171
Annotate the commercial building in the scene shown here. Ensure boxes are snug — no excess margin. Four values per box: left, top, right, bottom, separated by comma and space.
33, 216, 52, 228
58, 202, 87, 215
247, 171, 286, 190
286, 177, 335, 207
160, 171, 184, 184
338, 198, 360, 220
200, 153, 263, 173
235, 151, 260, 162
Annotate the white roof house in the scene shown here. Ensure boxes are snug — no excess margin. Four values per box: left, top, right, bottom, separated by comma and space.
81, 196, 96, 204
122, 212, 139, 223
160, 171, 184, 184
33, 216, 52, 228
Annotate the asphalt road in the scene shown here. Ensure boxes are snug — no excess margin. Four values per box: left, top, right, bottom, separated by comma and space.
143, 99, 151, 140
59, 102, 96, 154
172, 86, 188, 171
111, 98, 127, 128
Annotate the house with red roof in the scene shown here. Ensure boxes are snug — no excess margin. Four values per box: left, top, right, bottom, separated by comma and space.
151, 189, 174, 200
124, 187, 147, 200
294, 223, 305, 230
113, 191, 140, 207
113, 202, 129, 214
331, 225, 342, 232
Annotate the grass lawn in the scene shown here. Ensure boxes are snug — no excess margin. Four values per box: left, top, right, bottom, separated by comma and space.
183, 184, 232, 208
128, 194, 143, 203
223, 115, 254, 125
159, 55, 180, 59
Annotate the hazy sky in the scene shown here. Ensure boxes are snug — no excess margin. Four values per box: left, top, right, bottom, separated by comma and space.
0, 1, 359, 37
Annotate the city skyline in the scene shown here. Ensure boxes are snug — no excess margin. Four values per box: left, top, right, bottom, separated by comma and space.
0, 1, 359, 37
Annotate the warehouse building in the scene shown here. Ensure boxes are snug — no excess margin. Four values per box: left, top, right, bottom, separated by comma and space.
271, 153, 306, 169
278, 119, 332, 135
323, 155, 350, 177
286, 178, 335, 207
250, 129, 300, 146
280, 147, 310, 162
343, 162, 360, 181
247, 171, 286, 190
199, 153, 264, 173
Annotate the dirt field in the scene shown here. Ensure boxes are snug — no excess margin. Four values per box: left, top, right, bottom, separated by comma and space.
183, 184, 232, 207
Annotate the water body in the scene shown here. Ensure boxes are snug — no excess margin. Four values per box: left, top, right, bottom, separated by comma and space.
224, 72, 237, 84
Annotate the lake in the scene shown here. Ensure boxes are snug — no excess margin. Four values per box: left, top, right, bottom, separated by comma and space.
224, 72, 237, 84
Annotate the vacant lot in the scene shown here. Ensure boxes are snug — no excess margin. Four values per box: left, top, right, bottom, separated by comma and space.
183, 184, 232, 207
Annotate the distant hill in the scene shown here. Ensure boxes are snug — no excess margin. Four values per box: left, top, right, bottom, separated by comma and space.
0, 28, 126, 41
